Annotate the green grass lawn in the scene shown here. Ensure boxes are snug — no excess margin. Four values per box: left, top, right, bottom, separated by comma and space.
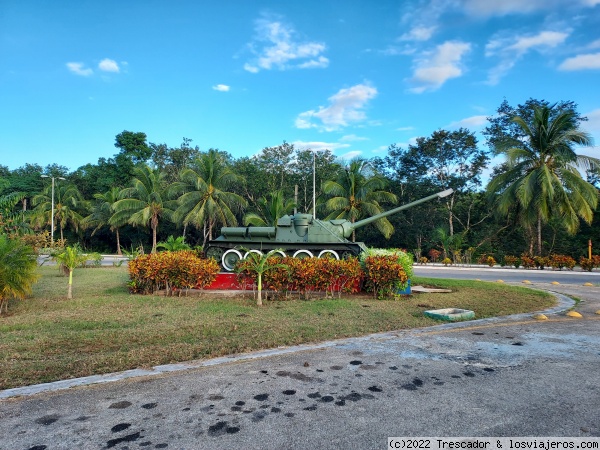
0, 266, 554, 390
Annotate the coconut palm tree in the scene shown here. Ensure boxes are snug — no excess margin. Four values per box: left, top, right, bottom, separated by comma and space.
322, 158, 398, 242
0, 235, 38, 314
243, 190, 296, 227
32, 182, 85, 242
82, 187, 126, 255
171, 149, 247, 246
112, 165, 176, 254
486, 104, 599, 255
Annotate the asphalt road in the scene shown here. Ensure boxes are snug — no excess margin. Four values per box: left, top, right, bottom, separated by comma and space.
1, 273, 599, 449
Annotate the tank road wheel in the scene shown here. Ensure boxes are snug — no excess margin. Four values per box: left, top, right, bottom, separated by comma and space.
340, 250, 354, 260
243, 250, 263, 260
271, 250, 286, 259
318, 249, 340, 260
292, 249, 314, 259
222, 249, 243, 272
206, 247, 224, 263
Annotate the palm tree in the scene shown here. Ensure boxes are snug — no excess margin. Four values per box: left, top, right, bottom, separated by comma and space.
32, 182, 85, 242
54, 245, 89, 299
172, 149, 247, 246
235, 248, 288, 306
82, 187, 126, 255
112, 165, 176, 254
486, 104, 599, 255
322, 158, 398, 242
243, 190, 295, 227
0, 235, 38, 314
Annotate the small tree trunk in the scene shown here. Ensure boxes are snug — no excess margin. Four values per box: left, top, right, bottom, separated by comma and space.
67, 269, 73, 299
116, 229, 122, 256
151, 222, 157, 254
256, 273, 263, 306
537, 214, 542, 256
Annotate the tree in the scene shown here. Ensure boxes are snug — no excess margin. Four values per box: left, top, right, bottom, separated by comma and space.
236, 249, 288, 306
82, 187, 126, 255
322, 158, 397, 242
381, 129, 488, 237
156, 235, 191, 251
31, 181, 85, 242
486, 104, 599, 255
112, 165, 176, 254
244, 190, 296, 227
172, 149, 247, 246
0, 235, 38, 314
54, 245, 89, 299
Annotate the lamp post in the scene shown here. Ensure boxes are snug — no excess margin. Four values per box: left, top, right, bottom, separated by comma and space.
40, 175, 66, 245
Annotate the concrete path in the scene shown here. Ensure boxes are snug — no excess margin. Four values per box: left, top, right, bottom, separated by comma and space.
1, 283, 599, 450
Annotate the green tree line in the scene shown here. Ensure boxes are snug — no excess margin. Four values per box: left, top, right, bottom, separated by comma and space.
1, 98, 599, 260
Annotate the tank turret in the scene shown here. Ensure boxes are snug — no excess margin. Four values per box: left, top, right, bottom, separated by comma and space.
206, 188, 453, 271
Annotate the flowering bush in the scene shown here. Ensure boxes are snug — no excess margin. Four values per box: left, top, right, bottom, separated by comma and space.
442, 257, 452, 266
503, 255, 521, 268
548, 254, 576, 271
419, 256, 429, 264
128, 251, 220, 295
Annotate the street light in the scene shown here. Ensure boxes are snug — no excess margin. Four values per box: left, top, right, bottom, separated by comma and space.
40, 175, 66, 245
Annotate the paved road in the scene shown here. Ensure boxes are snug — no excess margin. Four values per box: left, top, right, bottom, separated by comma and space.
414, 264, 600, 285
1, 280, 599, 449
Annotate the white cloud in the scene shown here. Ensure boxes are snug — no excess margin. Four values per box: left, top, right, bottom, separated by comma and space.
408, 41, 471, 93
485, 31, 568, 84
462, 0, 558, 17
581, 0, 600, 6
396, 126, 415, 132
291, 141, 350, 152
244, 16, 329, 73
66, 62, 93, 76
213, 84, 231, 92
583, 109, 600, 132
98, 58, 120, 73
340, 150, 363, 160
295, 84, 378, 131
340, 134, 369, 142
399, 26, 436, 42
559, 52, 600, 71
447, 115, 488, 129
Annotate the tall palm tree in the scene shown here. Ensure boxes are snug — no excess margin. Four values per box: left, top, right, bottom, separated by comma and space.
487, 104, 599, 255
243, 190, 295, 227
322, 158, 398, 242
172, 149, 247, 246
0, 235, 38, 314
32, 182, 85, 242
82, 187, 126, 255
112, 165, 176, 254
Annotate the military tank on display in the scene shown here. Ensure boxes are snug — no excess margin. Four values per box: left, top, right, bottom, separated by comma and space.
206, 188, 454, 271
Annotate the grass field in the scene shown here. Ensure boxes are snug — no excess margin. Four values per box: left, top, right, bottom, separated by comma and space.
0, 266, 554, 390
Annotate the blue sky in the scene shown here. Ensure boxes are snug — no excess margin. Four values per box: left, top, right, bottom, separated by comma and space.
2, 0, 600, 172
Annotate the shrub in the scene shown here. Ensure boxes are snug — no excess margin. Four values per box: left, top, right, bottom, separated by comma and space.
236, 256, 363, 300
534, 256, 549, 270
442, 257, 452, 266
0, 235, 39, 315
520, 254, 536, 269
428, 249, 441, 263
360, 248, 413, 280
419, 256, 429, 264
362, 255, 408, 300
503, 255, 521, 268
128, 251, 220, 295
579, 256, 600, 272
548, 254, 576, 271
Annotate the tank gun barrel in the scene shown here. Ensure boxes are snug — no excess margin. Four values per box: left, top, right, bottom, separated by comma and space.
344, 188, 453, 238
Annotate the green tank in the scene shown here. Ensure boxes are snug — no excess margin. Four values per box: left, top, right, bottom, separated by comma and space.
206, 188, 453, 271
